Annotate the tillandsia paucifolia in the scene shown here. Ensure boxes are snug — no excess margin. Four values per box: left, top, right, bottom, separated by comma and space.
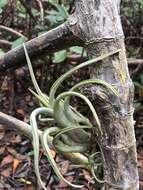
23, 43, 120, 189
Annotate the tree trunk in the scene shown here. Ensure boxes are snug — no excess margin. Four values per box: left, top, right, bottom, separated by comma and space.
67, 0, 139, 189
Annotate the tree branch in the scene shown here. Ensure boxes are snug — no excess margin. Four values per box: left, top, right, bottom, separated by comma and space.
0, 25, 26, 38
128, 58, 143, 65
0, 111, 38, 138
0, 111, 89, 167
0, 23, 82, 73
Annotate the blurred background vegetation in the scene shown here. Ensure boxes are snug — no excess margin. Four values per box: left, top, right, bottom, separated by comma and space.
0, 0, 143, 189
1, 0, 143, 118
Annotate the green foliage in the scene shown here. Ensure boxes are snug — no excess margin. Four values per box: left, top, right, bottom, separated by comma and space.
0, 0, 7, 13
121, 0, 143, 25
52, 46, 86, 64
0, 49, 5, 56
45, 2, 68, 28
0, 0, 8, 9
0, 0, 71, 59
16, 1, 26, 15
70, 46, 83, 54
138, 0, 143, 9
52, 50, 67, 64
12, 37, 27, 49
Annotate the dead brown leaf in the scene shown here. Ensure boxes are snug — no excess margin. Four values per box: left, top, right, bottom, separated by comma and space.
7, 147, 17, 155
139, 180, 143, 188
1, 78, 10, 91
43, 149, 56, 158
1, 169, 11, 177
60, 161, 69, 176
0, 146, 5, 155
58, 176, 74, 188
1, 155, 13, 166
22, 185, 35, 190
25, 95, 31, 102
11, 135, 21, 144
16, 108, 25, 117
12, 158, 22, 174
51, 149, 56, 158
83, 169, 92, 183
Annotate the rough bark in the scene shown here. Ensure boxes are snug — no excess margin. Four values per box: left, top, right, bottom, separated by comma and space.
0, 24, 81, 73
67, 0, 139, 189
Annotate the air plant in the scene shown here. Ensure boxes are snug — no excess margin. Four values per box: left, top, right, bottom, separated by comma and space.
23, 44, 120, 189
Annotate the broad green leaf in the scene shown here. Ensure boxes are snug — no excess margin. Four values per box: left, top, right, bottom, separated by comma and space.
70, 46, 87, 56
45, 3, 68, 27
48, 0, 59, 5
54, 4, 68, 19
45, 10, 59, 15
0, 49, 5, 56
70, 46, 84, 54
18, 13, 26, 18
45, 15, 59, 25
12, 37, 27, 49
56, 15, 65, 22
38, 31, 47, 36
53, 50, 67, 64
138, 0, 143, 8
0, 0, 8, 9
16, 1, 26, 14
31, 8, 39, 16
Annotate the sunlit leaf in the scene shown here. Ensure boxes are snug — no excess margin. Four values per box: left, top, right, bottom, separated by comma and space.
0, 0, 8, 9
70, 46, 87, 56
12, 37, 27, 49
0, 49, 5, 56
53, 50, 67, 64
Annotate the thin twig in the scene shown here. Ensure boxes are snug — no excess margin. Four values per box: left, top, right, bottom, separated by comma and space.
0, 25, 26, 38
0, 39, 12, 46
128, 59, 143, 65
36, 0, 44, 26
0, 111, 39, 138
131, 63, 143, 79
0, 111, 89, 167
